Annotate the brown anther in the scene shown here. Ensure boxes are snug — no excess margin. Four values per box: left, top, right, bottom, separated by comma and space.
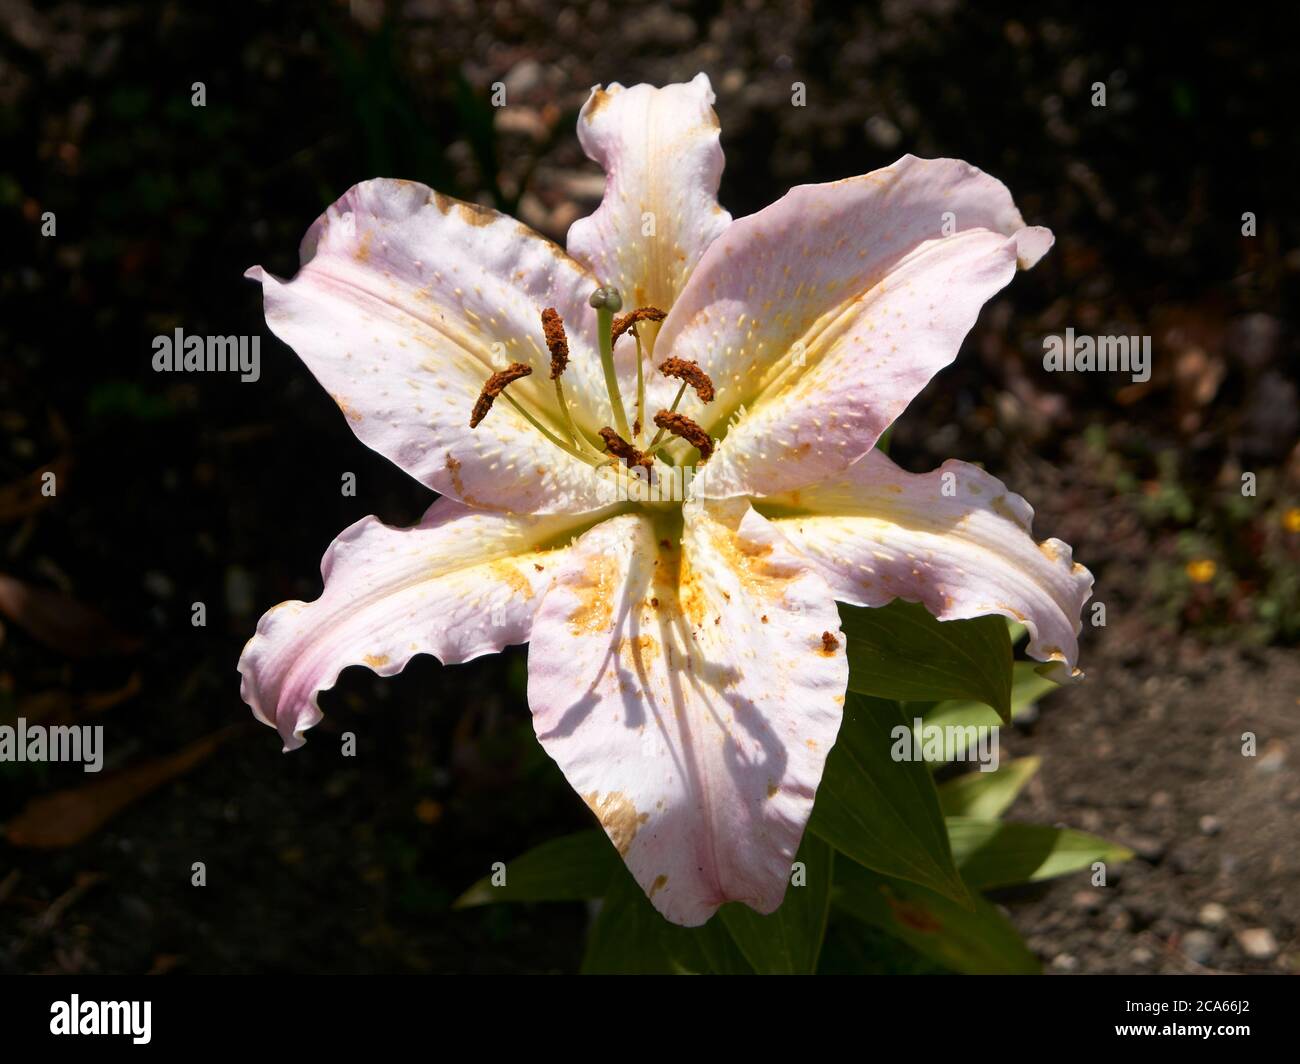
611, 306, 667, 346
541, 307, 569, 379
598, 427, 652, 469
658, 357, 715, 403
652, 410, 714, 462
821, 631, 839, 653
469, 362, 533, 428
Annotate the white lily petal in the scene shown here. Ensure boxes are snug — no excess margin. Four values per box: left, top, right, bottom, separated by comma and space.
527, 501, 847, 926
654, 155, 1051, 497
759, 449, 1093, 680
248, 179, 619, 515
239, 498, 611, 750
567, 73, 731, 334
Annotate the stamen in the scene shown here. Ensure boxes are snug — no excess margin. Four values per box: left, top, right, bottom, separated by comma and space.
644, 381, 687, 453
470, 362, 533, 428
539, 306, 600, 457
541, 307, 569, 379
611, 307, 666, 347
651, 410, 714, 462
658, 357, 715, 403
598, 427, 652, 470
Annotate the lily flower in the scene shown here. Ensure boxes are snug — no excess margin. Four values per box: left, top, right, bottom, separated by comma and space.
240, 74, 1092, 927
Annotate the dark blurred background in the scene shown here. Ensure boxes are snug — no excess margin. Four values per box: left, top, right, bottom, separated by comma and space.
0, 0, 1296, 973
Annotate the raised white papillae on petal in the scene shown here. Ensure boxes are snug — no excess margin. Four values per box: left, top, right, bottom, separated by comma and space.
653, 155, 1052, 497
758, 449, 1093, 680
239, 498, 612, 750
247, 179, 620, 515
567, 73, 731, 330
526, 501, 847, 926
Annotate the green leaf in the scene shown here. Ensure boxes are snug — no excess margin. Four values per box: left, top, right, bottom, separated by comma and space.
454, 830, 617, 908
912, 663, 1059, 765
946, 818, 1135, 890
840, 601, 1013, 723
810, 694, 971, 906
719, 834, 834, 974
833, 860, 1039, 974
581, 864, 752, 974
938, 757, 1041, 819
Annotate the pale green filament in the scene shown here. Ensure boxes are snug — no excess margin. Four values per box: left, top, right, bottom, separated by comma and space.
644, 381, 688, 456
552, 376, 605, 460
501, 392, 602, 468
634, 328, 646, 442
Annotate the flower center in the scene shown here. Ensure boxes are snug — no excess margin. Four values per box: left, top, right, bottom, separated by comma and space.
467, 287, 716, 505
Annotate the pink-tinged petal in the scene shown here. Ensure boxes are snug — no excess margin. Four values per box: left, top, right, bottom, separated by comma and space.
526, 501, 847, 926
239, 498, 610, 750
247, 179, 618, 515
654, 155, 1051, 497
758, 449, 1093, 680
567, 73, 731, 322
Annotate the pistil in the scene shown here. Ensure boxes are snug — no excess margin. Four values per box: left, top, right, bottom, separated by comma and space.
589, 286, 632, 439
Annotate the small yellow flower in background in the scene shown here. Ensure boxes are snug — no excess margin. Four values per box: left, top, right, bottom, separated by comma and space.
1186, 559, 1217, 583
414, 798, 443, 825
1282, 507, 1300, 533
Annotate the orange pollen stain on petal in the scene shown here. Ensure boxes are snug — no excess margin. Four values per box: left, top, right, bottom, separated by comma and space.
363, 654, 389, 668
445, 454, 464, 493
490, 560, 535, 601
617, 633, 660, 663
330, 394, 364, 423
585, 87, 615, 120
820, 631, 839, 655
568, 555, 619, 635
584, 791, 648, 856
